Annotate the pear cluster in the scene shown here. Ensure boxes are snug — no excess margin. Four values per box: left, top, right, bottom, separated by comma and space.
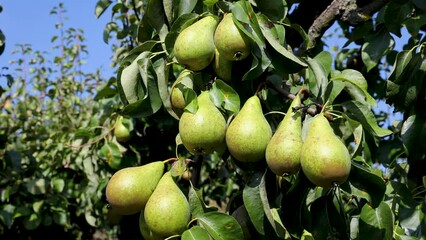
177, 89, 352, 189
105, 162, 191, 239
173, 13, 252, 80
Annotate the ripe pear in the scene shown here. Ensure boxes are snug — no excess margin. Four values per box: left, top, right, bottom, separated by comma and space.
179, 91, 227, 155
114, 116, 131, 142
170, 69, 194, 117
213, 48, 233, 81
226, 95, 272, 162
174, 15, 219, 71
265, 93, 303, 176
120, 52, 145, 104
144, 171, 191, 237
300, 113, 352, 188
105, 161, 165, 215
214, 13, 252, 61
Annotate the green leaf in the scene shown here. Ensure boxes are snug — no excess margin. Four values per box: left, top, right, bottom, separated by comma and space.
0, 204, 15, 228
73, 128, 96, 139
331, 69, 377, 106
324, 77, 345, 105
398, 204, 425, 237
121, 54, 164, 118
309, 194, 350, 240
176, 0, 198, 18
209, 79, 240, 113
51, 178, 65, 193
182, 226, 211, 240
197, 211, 244, 240
23, 213, 41, 230
95, 0, 112, 18
281, 171, 314, 238
400, 114, 426, 163
257, 13, 307, 74
306, 56, 328, 100
188, 183, 217, 218
341, 161, 386, 208
359, 202, 394, 240
254, 0, 287, 22
342, 100, 393, 139
384, 1, 413, 37
144, 0, 169, 42
413, 0, 426, 10
243, 171, 266, 235
243, 170, 288, 238
361, 28, 393, 71
25, 178, 48, 195
99, 142, 123, 169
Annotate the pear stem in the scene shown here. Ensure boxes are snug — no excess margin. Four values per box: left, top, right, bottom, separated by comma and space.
163, 157, 178, 164
265, 80, 321, 117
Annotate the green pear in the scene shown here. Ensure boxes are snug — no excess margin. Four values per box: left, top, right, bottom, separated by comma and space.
174, 15, 219, 71
213, 48, 233, 81
214, 13, 252, 61
139, 209, 162, 240
300, 113, 351, 188
179, 91, 227, 155
265, 92, 303, 176
170, 69, 194, 117
114, 115, 131, 142
120, 52, 145, 104
105, 161, 165, 215
144, 171, 191, 238
226, 95, 272, 162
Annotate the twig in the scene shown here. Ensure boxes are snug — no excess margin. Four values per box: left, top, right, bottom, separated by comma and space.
303, 0, 389, 51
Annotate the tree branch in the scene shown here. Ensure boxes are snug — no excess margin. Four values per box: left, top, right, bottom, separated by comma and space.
304, 0, 389, 51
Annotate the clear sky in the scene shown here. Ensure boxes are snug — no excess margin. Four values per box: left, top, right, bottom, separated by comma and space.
0, 1, 115, 79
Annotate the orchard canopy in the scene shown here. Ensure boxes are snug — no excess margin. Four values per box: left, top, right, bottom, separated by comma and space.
1, 0, 426, 239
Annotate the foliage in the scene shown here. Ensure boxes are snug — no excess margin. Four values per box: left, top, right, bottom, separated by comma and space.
0, 0, 425, 239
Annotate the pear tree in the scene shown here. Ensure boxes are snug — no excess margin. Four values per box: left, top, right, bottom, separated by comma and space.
92, 0, 426, 239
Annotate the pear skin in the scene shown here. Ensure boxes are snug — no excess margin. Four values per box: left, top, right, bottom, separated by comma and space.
214, 13, 252, 61
179, 91, 227, 155
144, 171, 191, 238
266, 92, 303, 176
174, 15, 219, 71
300, 113, 351, 188
213, 48, 233, 81
170, 69, 194, 117
106, 161, 165, 215
114, 116, 131, 142
139, 209, 162, 240
226, 95, 272, 162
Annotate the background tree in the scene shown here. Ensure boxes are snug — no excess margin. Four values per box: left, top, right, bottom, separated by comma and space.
0, 0, 425, 239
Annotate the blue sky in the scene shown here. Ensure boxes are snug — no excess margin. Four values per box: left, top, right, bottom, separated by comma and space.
0, 1, 114, 78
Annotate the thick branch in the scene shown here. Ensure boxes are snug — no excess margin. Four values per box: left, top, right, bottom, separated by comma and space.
305, 0, 389, 51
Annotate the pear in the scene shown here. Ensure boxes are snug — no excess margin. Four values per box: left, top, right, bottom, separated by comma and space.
170, 69, 194, 117
120, 52, 145, 104
226, 95, 272, 162
265, 92, 303, 176
179, 91, 227, 155
174, 15, 219, 71
300, 113, 351, 188
213, 48, 233, 81
139, 209, 162, 240
114, 115, 131, 142
144, 171, 191, 237
105, 161, 164, 215
214, 13, 252, 61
